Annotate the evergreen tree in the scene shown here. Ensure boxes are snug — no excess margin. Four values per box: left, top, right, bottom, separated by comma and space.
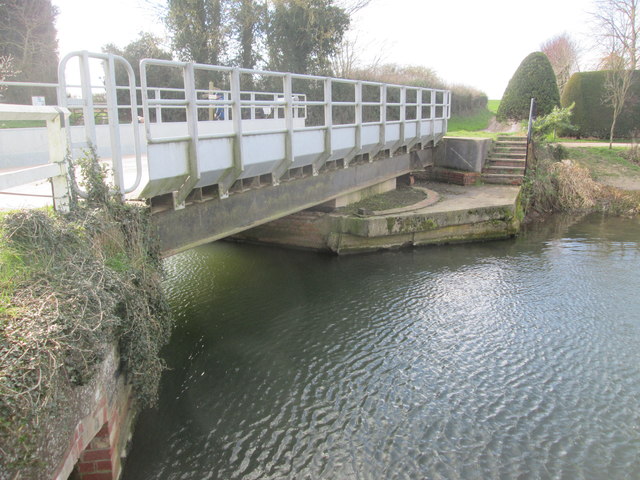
166, 0, 228, 66
266, 0, 350, 74
0, 0, 59, 104
497, 52, 560, 122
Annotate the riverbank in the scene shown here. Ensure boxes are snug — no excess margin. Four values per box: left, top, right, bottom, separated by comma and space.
522, 143, 640, 220
0, 156, 172, 479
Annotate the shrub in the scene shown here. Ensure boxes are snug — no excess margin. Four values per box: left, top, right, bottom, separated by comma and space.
347, 63, 488, 116
561, 70, 640, 138
497, 52, 560, 122
533, 103, 577, 141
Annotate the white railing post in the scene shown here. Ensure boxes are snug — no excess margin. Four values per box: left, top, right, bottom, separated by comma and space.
215, 67, 244, 198
314, 77, 333, 174
352, 81, 363, 165
416, 89, 423, 144
103, 55, 125, 199
272, 73, 294, 182
379, 85, 387, 155
48, 109, 71, 212
398, 86, 406, 153
172, 62, 200, 208
230, 68, 244, 177
154, 88, 162, 123
79, 51, 98, 149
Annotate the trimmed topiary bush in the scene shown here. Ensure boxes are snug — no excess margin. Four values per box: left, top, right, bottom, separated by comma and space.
497, 52, 560, 122
561, 70, 640, 138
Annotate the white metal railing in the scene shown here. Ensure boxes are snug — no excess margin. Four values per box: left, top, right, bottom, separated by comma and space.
0, 104, 70, 211
1, 52, 451, 210
58, 51, 143, 198
139, 59, 450, 205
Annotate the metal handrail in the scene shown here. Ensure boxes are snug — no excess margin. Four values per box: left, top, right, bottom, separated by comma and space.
525, 97, 537, 177
57, 51, 143, 197
2, 53, 451, 208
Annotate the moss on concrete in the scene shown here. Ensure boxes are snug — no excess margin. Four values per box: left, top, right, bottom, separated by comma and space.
339, 186, 428, 214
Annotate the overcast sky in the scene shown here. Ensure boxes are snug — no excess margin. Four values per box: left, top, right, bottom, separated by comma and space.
52, 0, 597, 99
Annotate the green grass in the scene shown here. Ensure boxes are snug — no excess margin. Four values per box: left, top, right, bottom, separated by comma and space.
556, 137, 632, 144
446, 101, 504, 138
0, 120, 46, 129
567, 146, 640, 180
448, 107, 494, 132
446, 130, 500, 139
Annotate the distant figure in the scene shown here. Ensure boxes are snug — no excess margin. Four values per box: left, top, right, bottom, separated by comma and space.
214, 92, 224, 120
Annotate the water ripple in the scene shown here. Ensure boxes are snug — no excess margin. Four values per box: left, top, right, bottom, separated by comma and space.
124, 215, 640, 480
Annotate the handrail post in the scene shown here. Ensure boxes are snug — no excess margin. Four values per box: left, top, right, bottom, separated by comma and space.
416, 89, 423, 145
103, 55, 125, 199
525, 97, 536, 176
398, 86, 406, 153
351, 81, 363, 166
271, 73, 294, 183
378, 84, 387, 156
80, 51, 98, 149
312, 77, 333, 174
218, 68, 244, 197
172, 62, 200, 207
48, 109, 71, 212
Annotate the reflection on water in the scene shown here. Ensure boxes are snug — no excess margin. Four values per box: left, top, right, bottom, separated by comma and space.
123, 214, 640, 479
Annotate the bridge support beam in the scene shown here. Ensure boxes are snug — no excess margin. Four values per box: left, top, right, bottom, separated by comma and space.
153, 153, 412, 256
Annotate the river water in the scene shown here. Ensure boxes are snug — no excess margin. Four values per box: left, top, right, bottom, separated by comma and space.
123, 214, 640, 480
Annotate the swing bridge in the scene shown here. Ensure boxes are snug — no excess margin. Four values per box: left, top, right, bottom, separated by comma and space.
0, 51, 450, 255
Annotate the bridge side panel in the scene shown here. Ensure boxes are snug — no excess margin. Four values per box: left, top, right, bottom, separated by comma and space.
154, 153, 412, 256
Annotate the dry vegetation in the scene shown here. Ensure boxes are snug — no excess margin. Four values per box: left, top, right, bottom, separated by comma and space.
522, 144, 640, 219
0, 153, 172, 477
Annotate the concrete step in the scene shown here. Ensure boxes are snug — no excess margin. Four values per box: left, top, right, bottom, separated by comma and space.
489, 159, 526, 167
493, 146, 527, 154
484, 165, 525, 175
489, 151, 526, 159
495, 142, 527, 150
497, 136, 527, 142
481, 173, 524, 185
485, 157, 525, 167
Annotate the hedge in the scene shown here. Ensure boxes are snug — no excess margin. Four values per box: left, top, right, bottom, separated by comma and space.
561, 70, 640, 138
497, 52, 560, 121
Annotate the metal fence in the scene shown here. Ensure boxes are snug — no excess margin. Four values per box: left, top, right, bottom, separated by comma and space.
1, 51, 450, 208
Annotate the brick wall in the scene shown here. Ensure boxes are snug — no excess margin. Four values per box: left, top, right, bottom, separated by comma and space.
52, 353, 135, 480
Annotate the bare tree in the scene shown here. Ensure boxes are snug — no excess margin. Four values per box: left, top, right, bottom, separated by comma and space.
540, 33, 580, 95
592, 0, 639, 148
335, 0, 373, 15
0, 54, 18, 99
331, 34, 386, 78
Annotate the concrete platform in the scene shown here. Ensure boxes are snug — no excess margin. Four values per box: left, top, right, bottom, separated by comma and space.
231, 181, 523, 254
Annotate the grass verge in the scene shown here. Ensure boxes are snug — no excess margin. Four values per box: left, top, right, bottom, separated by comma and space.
447, 107, 494, 133
0, 120, 46, 129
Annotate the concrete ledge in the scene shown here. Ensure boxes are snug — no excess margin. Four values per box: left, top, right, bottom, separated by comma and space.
436, 137, 492, 172
231, 183, 523, 255
328, 219, 519, 254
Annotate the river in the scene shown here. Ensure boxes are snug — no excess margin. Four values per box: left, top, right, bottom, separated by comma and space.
123, 213, 640, 479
